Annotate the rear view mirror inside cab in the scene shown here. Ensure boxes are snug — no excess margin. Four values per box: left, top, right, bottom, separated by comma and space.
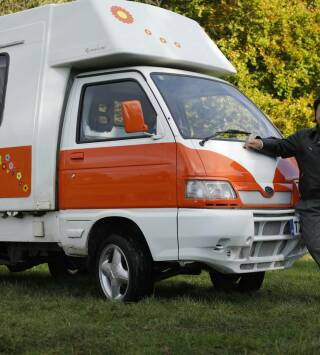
121, 100, 149, 133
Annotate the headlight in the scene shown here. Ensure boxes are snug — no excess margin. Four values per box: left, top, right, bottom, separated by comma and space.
186, 180, 237, 200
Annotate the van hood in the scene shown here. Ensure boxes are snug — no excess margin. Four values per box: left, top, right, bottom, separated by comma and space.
191, 140, 299, 206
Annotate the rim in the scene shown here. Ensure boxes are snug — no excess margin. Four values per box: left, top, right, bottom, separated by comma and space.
99, 244, 130, 301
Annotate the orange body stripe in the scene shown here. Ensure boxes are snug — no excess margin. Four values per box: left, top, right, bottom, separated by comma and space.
59, 143, 177, 209
0, 146, 32, 198
59, 143, 299, 209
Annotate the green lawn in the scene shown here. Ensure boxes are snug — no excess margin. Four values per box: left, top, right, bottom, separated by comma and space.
0, 256, 319, 355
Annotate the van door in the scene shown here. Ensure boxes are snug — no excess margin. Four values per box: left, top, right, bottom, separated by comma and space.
59, 71, 177, 210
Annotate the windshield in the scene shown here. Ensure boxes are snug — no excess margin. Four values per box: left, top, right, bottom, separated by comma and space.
151, 73, 280, 140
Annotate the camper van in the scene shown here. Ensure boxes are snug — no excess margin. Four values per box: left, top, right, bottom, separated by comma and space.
0, 0, 305, 301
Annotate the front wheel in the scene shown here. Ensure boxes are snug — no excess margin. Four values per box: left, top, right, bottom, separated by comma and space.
95, 233, 154, 302
209, 270, 265, 292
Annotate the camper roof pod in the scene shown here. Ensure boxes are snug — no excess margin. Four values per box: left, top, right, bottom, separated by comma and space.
48, 0, 236, 75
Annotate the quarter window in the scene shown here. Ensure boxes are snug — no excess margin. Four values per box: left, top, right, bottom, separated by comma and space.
79, 80, 157, 143
0, 54, 9, 125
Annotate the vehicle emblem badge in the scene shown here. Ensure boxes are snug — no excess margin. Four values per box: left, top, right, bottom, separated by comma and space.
264, 186, 274, 197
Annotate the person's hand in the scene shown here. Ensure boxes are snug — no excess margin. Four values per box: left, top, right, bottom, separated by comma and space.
244, 135, 263, 150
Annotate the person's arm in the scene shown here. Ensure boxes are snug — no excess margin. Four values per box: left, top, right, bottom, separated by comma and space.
245, 131, 301, 158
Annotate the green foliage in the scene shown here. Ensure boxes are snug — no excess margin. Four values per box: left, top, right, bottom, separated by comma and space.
1, 0, 319, 136
0, 0, 69, 15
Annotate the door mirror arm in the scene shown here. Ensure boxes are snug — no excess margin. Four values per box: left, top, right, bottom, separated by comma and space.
141, 132, 162, 140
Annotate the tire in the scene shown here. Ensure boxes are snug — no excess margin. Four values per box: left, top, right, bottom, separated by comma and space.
95, 232, 154, 302
209, 270, 265, 292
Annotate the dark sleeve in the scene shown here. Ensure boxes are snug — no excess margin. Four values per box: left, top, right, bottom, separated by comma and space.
259, 131, 301, 158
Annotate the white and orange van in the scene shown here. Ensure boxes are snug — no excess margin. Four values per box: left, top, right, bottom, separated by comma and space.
0, 0, 305, 301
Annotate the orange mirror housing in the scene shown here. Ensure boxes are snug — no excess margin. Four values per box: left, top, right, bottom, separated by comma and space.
121, 100, 149, 133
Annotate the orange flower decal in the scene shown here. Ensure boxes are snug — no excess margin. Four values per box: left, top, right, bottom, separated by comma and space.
111, 6, 134, 24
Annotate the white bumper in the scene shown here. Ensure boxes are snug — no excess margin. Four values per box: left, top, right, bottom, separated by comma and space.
178, 208, 306, 273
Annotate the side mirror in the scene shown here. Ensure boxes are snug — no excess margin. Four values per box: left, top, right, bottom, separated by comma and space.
121, 100, 149, 133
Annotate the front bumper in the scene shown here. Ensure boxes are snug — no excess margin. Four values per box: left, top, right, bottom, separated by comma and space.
178, 208, 306, 273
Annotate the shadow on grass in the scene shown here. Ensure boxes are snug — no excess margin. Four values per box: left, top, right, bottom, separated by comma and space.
154, 258, 320, 303
0, 258, 318, 304
0, 266, 97, 299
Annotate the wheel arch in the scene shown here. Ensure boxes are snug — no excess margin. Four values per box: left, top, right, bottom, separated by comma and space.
87, 216, 153, 266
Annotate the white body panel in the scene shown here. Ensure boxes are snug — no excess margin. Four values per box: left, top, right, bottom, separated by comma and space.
0, 209, 178, 261
58, 209, 178, 260
0, 207, 305, 273
178, 208, 305, 273
0, 7, 70, 211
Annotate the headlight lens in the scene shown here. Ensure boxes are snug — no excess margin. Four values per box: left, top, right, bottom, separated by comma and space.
186, 180, 237, 200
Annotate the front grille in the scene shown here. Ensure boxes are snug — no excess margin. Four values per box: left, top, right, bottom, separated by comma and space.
240, 211, 306, 271
256, 241, 279, 257
262, 221, 281, 235
251, 214, 295, 258
254, 220, 290, 237
257, 262, 272, 269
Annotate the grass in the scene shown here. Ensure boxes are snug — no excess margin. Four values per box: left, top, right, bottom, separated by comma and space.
0, 255, 319, 355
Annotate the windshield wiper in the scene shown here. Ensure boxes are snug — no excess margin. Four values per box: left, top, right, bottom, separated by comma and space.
199, 129, 251, 146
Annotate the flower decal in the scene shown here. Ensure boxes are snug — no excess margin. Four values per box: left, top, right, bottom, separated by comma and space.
111, 6, 134, 24
145, 29, 152, 36
174, 42, 182, 48
0, 148, 31, 197
160, 37, 167, 44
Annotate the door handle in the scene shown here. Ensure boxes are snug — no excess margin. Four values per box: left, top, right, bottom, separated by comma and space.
70, 152, 84, 160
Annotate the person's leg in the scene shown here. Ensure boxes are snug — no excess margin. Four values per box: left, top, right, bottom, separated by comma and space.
296, 200, 320, 266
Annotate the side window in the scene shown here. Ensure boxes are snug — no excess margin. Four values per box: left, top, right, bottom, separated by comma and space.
0, 54, 9, 125
78, 80, 157, 143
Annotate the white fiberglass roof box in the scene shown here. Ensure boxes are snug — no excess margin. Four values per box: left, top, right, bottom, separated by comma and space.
0, 0, 235, 212
49, 0, 236, 75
